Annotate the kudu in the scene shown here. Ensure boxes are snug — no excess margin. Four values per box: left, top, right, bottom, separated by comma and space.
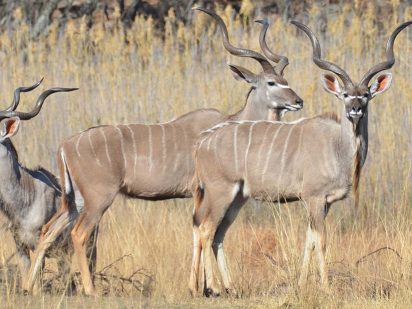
24, 8, 303, 295
0, 80, 79, 291
189, 21, 412, 297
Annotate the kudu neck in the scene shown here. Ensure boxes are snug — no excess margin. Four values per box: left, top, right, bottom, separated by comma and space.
230, 88, 271, 121
340, 104, 369, 168
0, 140, 23, 222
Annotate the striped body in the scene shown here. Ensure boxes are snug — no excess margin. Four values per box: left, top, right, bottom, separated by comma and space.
195, 117, 352, 204
62, 109, 226, 201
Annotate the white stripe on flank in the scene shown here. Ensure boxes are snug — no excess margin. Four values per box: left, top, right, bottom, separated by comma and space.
277, 125, 296, 187
206, 133, 213, 152
88, 129, 102, 166
171, 124, 179, 172
182, 128, 190, 172
148, 126, 153, 173
116, 126, 127, 171
233, 125, 239, 174
160, 124, 167, 173
244, 123, 257, 179
100, 127, 111, 165
256, 124, 272, 171
75, 132, 84, 158
261, 124, 284, 184
126, 125, 137, 178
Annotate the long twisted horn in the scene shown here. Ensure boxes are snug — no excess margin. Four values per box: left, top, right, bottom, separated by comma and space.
194, 7, 275, 74
5, 78, 44, 112
360, 21, 412, 86
291, 20, 353, 87
0, 87, 78, 121
255, 19, 289, 75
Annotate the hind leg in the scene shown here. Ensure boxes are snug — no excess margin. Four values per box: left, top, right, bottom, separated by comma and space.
212, 189, 247, 296
189, 225, 202, 296
196, 183, 242, 297
71, 197, 113, 296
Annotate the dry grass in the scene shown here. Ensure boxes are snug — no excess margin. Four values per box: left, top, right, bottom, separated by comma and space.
0, 1, 411, 308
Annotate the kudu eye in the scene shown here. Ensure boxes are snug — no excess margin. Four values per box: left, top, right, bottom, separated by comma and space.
343, 93, 349, 98
363, 93, 369, 98
267, 81, 276, 87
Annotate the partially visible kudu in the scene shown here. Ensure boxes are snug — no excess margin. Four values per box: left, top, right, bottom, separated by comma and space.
0, 81, 79, 291
25, 9, 304, 295
189, 20, 412, 297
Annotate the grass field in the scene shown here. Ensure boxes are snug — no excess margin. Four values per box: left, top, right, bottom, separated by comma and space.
0, 2, 411, 308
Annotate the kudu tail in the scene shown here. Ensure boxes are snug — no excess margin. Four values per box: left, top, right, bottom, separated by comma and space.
23, 148, 77, 293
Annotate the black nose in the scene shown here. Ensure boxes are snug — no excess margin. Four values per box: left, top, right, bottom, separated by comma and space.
295, 98, 303, 106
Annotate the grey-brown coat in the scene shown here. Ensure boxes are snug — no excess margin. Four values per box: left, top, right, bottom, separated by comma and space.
188, 20, 411, 297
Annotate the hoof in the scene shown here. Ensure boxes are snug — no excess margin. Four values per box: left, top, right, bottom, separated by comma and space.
204, 287, 220, 298
22, 289, 30, 296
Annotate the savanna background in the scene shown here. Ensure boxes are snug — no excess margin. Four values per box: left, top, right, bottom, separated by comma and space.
0, 0, 411, 307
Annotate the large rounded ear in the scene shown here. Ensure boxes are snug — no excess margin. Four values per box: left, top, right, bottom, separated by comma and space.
228, 64, 258, 84
320, 73, 342, 97
0, 117, 20, 141
369, 73, 392, 98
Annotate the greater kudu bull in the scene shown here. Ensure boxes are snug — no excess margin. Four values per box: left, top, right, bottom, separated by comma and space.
25, 9, 303, 295
0, 80, 79, 291
189, 20, 412, 297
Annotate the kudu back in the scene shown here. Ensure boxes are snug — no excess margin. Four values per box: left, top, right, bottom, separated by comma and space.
25, 9, 303, 295
0, 80, 79, 292
189, 20, 412, 297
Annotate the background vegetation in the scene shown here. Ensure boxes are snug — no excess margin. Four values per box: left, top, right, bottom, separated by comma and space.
0, 0, 411, 307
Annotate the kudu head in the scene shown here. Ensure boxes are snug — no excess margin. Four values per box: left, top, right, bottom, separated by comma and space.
292, 20, 412, 123
0, 80, 78, 156
194, 8, 303, 118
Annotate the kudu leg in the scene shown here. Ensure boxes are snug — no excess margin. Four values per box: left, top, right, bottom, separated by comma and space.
212, 193, 247, 296
299, 197, 329, 290
189, 225, 202, 296
197, 183, 242, 297
71, 202, 109, 296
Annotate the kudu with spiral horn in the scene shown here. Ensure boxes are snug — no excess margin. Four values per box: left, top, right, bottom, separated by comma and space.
189, 20, 411, 297
0, 81, 82, 293
196, 7, 303, 121
291, 20, 412, 212
24, 9, 303, 296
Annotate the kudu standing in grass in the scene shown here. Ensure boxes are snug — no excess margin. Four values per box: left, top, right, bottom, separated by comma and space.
0, 80, 79, 291
189, 21, 412, 297
24, 9, 303, 295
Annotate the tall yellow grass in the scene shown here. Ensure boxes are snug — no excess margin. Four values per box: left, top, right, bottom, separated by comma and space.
0, 2, 411, 307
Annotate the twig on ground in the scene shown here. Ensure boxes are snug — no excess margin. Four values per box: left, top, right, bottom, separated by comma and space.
355, 246, 402, 267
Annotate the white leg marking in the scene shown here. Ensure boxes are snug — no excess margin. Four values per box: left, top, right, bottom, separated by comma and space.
88, 129, 102, 166
126, 125, 137, 179
261, 124, 284, 184
100, 127, 111, 166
